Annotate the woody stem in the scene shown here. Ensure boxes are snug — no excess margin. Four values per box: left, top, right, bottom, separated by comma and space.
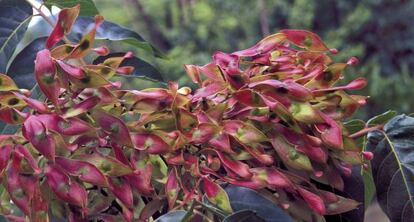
349, 124, 384, 139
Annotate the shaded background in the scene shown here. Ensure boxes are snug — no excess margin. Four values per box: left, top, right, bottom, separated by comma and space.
91, 0, 414, 120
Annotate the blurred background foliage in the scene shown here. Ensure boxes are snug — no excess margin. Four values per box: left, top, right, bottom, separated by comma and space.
36, 0, 414, 119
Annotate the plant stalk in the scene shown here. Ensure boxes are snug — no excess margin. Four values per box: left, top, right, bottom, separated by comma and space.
349, 124, 384, 138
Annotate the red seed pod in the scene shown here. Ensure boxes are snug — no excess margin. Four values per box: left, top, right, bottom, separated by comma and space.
92, 46, 110, 56
22, 116, 56, 161
108, 177, 133, 208
165, 169, 180, 210
44, 165, 87, 207
0, 144, 12, 172
297, 187, 326, 215
55, 157, 108, 187
362, 151, 374, 160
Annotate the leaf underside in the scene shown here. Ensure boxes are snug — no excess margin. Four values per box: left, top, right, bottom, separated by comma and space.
0, 0, 32, 72
367, 114, 414, 222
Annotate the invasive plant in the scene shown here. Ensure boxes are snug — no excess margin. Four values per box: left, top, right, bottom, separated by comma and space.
0, 1, 413, 222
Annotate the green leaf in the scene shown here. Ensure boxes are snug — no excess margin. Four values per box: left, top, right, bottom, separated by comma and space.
367, 110, 397, 127
344, 119, 365, 134
154, 210, 186, 222
224, 185, 294, 222
3, 37, 45, 135
44, 0, 99, 16
0, 215, 8, 222
362, 162, 376, 210
366, 114, 414, 221
93, 52, 164, 81
7, 37, 47, 89
223, 209, 265, 222
0, 0, 32, 73
71, 17, 165, 58
336, 166, 365, 222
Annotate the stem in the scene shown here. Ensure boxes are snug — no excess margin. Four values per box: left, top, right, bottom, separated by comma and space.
193, 209, 214, 222
349, 124, 384, 139
26, 0, 55, 27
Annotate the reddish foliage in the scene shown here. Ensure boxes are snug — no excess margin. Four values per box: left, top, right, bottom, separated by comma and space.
0, 5, 371, 221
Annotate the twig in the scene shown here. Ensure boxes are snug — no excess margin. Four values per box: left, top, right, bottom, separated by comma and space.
349, 124, 384, 138
174, 200, 214, 222
26, 0, 55, 27
192, 209, 215, 222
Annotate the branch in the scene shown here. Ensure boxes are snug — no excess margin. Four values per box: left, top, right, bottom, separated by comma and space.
349, 124, 384, 138
124, 0, 172, 51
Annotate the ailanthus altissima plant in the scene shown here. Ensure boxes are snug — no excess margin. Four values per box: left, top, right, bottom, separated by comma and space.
1, 1, 413, 222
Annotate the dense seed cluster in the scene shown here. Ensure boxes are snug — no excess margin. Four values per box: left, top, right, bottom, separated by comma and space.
0, 5, 371, 222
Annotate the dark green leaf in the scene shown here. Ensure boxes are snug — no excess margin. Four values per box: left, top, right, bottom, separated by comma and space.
343, 119, 376, 212
366, 114, 414, 221
367, 110, 397, 127
7, 37, 47, 89
223, 209, 265, 222
71, 17, 165, 58
0, 0, 32, 72
224, 185, 294, 222
362, 162, 376, 209
93, 52, 164, 81
44, 0, 99, 16
0, 215, 7, 222
4, 41, 44, 134
332, 166, 365, 222
0, 123, 20, 135
154, 210, 186, 222
344, 119, 365, 134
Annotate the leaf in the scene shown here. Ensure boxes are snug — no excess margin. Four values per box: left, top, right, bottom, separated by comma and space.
70, 16, 165, 58
324, 166, 365, 222
0, 216, 7, 222
367, 110, 397, 127
224, 184, 294, 222
44, 0, 99, 16
343, 119, 365, 134
362, 163, 376, 210
0, 122, 20, 135
154, 210, 187, 222
6, 37, 47, 89
366, 114, 414, 221
0, 0, 32, 73
93, 52, 164, 81
223, 209, 265, 222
